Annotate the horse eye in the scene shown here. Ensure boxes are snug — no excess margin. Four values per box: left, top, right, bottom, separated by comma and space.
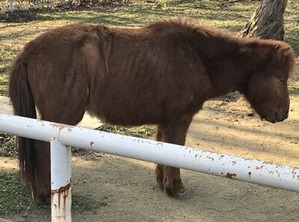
280, 80, 287, 85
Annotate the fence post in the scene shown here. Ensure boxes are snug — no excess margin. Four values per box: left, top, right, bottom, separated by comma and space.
50, 139, 72, 222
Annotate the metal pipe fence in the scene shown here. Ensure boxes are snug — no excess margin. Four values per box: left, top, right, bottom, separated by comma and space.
0, 113, 298, 221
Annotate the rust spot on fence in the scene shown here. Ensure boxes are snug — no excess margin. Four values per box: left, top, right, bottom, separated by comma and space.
90, 142, 94, 150
51, 183, 71, 218
226, 173, 237, 179
50, 123, 74, 139
256, 166, 264, 170
206, 156, 214, 161
219, 155, 225, 160
51, 123, 74, 131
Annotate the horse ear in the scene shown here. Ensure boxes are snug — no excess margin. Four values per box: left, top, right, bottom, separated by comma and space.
274, 44, 291, 58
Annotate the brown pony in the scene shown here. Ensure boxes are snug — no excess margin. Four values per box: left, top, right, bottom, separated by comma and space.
8, 19, 295, 202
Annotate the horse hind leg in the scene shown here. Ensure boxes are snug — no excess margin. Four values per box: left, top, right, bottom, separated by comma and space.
155, 125, 165, 190
155, 115, 193, 198
34, 100, 87, 202
33, 140, 51, 202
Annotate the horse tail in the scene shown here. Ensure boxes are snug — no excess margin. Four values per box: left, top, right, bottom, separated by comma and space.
8, 55, 38, 198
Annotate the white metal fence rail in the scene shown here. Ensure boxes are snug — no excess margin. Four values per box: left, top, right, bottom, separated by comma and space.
0, 113, 298, 221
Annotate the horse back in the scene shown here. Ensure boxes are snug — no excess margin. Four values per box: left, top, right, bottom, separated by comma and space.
17, 23, 211, 126
87, 24, 212, 125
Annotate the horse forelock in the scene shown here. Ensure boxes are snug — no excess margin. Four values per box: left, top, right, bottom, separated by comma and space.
276, 43, 296, 78
263, 40, 297, 78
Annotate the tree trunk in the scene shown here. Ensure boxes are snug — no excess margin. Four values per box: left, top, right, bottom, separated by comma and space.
240, 0, 288, 40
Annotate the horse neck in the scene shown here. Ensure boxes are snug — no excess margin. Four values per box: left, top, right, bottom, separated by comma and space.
203, 48, 268, 99
192, 28, 286, 100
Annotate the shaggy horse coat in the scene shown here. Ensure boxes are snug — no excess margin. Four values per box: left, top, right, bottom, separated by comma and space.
9, 19, 295, 202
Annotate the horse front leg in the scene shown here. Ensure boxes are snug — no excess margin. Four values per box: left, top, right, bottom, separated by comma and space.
155, 115, 193, 198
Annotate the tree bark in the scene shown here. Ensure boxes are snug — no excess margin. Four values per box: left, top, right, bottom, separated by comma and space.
240, 0, 288, 40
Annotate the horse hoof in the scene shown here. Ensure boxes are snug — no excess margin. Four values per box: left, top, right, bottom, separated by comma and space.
173, 190, 190, 199
166, 185, 190, 199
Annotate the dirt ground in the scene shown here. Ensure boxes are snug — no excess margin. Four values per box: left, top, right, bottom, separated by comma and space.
1, 75, 299, 222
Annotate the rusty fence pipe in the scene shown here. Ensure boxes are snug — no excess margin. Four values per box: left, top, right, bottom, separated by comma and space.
59, 129, 299, 192
0, 114, 298, 193
0, 114, 299, 213
50, 139, 71, 222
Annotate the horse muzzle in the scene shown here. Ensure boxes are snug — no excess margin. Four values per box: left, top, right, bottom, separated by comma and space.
264, 109, 289, 123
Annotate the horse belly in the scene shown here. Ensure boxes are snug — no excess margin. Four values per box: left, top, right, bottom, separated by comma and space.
88, 93, 162, 126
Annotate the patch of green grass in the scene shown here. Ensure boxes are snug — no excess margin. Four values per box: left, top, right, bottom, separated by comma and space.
0, 49, 15, 69
285, 0, 299, 51
0, 172, 32, 216
96, 124, 155, 138
0, 8, 54, 23
0, 75, 9, 96
72, 193, 109, 214
0, 171, 106, 217
0, 133, 16, 157
289, 86, 299, 95
0, 48, 15, 95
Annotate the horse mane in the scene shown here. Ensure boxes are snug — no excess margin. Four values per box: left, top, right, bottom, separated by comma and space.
145, 18, 241, 58
145, 18, 295, 76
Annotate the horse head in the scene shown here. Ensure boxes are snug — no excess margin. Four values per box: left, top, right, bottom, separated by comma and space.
244, 44, 295, 123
